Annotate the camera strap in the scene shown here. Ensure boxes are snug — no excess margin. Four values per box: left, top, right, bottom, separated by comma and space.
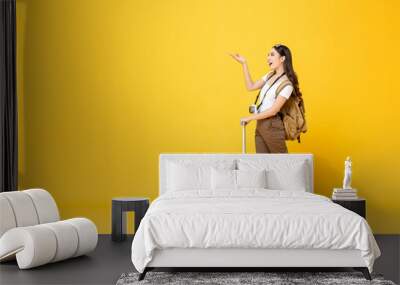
254, 72, 286, 111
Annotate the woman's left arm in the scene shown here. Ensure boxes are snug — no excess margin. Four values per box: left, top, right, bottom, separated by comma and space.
240, 84, 293, 124
242, 96, 287, 123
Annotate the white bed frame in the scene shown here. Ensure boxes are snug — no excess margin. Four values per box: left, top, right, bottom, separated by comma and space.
141, 154, 370, 280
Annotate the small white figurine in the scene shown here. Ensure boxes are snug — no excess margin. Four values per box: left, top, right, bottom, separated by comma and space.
342, 156, 352, 189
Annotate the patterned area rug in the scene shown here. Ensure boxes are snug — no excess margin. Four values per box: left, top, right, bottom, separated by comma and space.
116, 271, 396, 285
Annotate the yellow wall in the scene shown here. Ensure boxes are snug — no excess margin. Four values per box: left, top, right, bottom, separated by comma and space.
16, 0, 400, 234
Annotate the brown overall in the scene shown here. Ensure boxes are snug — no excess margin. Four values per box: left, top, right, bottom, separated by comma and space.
255, 114, 288, 153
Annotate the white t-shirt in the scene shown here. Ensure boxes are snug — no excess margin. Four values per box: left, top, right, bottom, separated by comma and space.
256, 73, 294, 113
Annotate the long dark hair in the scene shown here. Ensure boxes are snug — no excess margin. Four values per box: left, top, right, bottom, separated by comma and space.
273, 44, 302, 99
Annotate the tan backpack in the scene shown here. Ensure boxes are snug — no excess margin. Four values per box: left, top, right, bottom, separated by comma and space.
275, 79, 307, 143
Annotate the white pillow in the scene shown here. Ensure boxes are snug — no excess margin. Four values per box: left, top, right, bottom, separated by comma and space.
211, 168, 236, 190
211, 168, 268, 190
166, 160, 235, 192
166, 162, 210, 191
237, 159, 309, 191
236, 169, 267, 188
266, 165, 307, 191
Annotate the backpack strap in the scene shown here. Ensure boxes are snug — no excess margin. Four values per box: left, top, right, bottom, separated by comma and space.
265, 71, 275, 81
274, 79, 293, 99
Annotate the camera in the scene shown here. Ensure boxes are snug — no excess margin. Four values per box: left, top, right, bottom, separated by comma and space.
249, 104, 258, 114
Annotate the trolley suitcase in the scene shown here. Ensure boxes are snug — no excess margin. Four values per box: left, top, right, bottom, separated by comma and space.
241, 121, 246, 154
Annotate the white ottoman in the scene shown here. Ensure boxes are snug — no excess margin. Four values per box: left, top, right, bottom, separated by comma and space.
0, 189, 98, 269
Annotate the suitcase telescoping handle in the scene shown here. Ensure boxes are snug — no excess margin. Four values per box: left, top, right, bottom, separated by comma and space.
241, 121, 246, 154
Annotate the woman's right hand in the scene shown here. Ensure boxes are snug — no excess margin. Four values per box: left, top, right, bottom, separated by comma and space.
229, 53, 246, 64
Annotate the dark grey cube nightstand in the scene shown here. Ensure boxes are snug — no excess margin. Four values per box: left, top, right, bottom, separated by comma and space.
332, 198, 366, 219
112, 197, 149, 242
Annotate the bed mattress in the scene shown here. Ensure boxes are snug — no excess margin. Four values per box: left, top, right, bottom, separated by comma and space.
131, 189, 380, 273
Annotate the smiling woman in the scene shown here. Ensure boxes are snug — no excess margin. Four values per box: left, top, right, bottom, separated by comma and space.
230, 44, 303, 153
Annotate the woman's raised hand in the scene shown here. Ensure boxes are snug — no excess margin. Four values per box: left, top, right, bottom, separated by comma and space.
229, 53, 247, 64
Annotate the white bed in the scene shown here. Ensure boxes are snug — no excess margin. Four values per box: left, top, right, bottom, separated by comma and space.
131, 154, 380, 281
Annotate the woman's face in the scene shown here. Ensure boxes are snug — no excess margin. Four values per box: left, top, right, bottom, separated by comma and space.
267, 48, 285, 70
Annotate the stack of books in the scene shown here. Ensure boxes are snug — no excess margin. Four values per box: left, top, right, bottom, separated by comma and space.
332, 188, 358, 200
